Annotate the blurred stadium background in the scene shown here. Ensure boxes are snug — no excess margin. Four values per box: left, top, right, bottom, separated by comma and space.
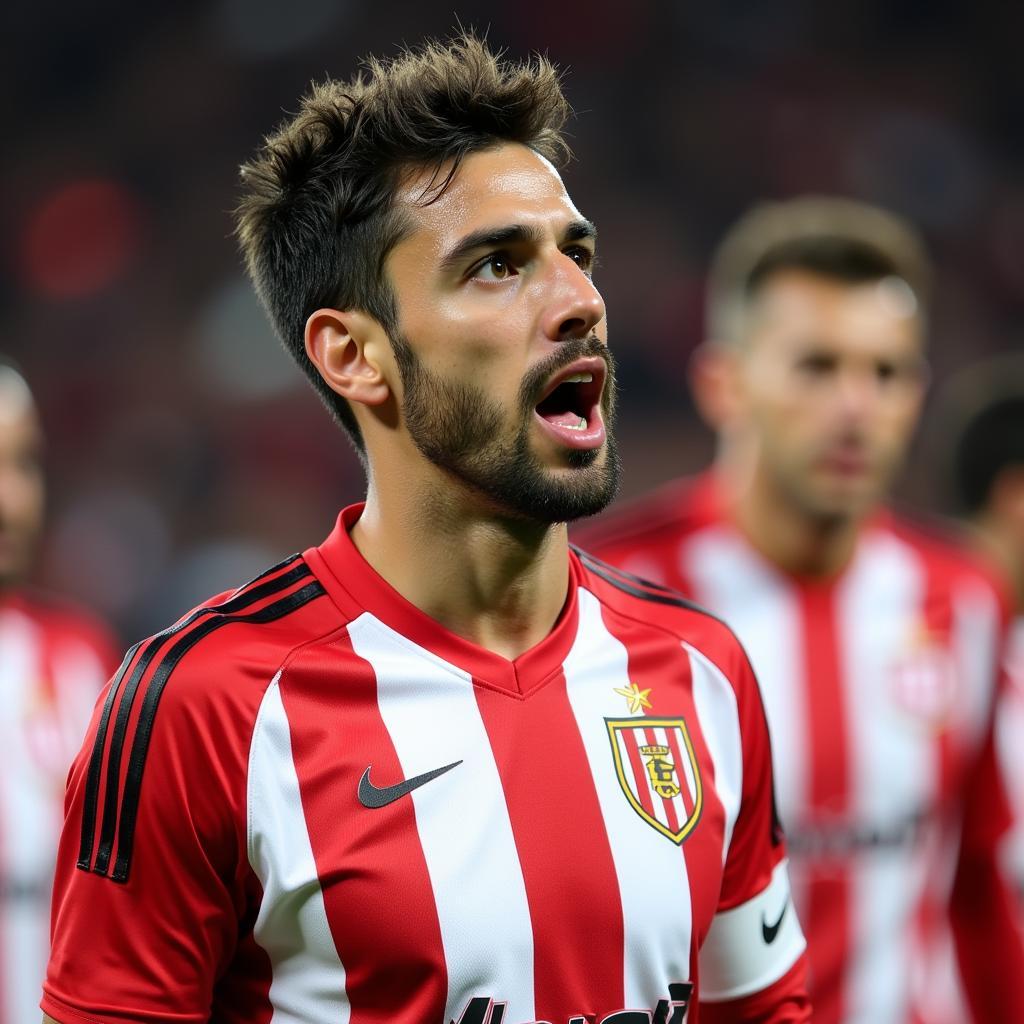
4, 0, 1022, 643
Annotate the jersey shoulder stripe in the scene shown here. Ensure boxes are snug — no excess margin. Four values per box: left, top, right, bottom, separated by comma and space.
77, 553, 327, 883
574, 546, 727, 626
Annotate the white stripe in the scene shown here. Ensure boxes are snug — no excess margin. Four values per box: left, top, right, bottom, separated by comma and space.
563, 587, 693, 1007
682, 529, 809, 861
347, 613, 535, 1024
839, 535, 930, 1024
700, 858, 805, 1000
683, 642, 743, 865
248, 676, 349, 1023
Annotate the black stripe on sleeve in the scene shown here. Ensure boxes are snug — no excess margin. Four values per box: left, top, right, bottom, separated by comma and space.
574, 547, 724, 622
79, 556, 307, 873
77, 641, 146, 868
572, 545, 684, 598
109, 579, 326, 883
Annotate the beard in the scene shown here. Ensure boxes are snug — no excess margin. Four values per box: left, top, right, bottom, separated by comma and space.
390, 331, 620, 524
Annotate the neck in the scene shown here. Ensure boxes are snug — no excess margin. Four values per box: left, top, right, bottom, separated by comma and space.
715, 449, 862, 579
351, 473, 570, 661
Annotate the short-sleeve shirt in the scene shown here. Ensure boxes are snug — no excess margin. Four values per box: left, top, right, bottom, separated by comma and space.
44, 504, 808, 1024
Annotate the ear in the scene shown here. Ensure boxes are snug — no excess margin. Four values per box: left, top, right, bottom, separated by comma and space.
688, 341, 743, 432
304, 308, 391, 408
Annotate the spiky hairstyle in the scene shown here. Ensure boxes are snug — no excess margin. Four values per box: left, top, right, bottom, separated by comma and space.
235, 34, 572, 455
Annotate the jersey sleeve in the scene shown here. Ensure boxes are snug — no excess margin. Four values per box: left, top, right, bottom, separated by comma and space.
698, 644, 811, 1022
42, 643, 257, 1024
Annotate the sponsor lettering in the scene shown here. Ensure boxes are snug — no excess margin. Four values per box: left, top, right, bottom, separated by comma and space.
451, 983, 693, 1024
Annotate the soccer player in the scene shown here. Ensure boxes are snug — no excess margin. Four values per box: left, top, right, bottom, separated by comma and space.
0, 360, 118, 1023
576, 198, 1024, 1024
944, 360, 1024, 898
42, 36, 810, 1024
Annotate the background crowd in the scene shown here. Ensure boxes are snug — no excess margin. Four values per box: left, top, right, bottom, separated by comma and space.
4, 1, 1022, 642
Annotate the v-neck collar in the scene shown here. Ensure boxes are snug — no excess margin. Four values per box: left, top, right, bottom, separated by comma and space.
308, 504, 582, 696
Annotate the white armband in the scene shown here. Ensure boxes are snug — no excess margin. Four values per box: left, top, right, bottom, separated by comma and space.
699, 858, 806, 1001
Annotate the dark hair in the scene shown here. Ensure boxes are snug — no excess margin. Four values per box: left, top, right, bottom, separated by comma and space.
942, 358, 1024, 513
707, 196, 932, 344
235, 34, 572, 455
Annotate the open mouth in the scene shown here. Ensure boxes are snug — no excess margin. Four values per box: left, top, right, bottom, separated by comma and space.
533, 356, 608, 450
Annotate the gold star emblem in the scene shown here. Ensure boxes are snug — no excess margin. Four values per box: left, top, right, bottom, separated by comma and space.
614, 682, 652, 714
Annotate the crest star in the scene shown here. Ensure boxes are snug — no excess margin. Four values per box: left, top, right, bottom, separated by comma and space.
614, 682, 653, 714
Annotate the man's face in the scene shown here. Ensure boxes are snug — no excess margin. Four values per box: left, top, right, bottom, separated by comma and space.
731, 269, 926, 523
0, 373, 44, 587
381, 143, 618, 523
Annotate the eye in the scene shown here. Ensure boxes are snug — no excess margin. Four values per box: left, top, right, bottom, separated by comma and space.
795, 352, 836, 377
471, 253, 516, 282
565, 245, 596, 275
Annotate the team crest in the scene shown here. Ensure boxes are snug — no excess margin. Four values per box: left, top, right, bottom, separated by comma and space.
606, 717, 702, 844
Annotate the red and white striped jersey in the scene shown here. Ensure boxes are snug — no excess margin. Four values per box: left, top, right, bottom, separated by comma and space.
43, 504, 810, 1024
0, 591, 117, 1024
576, 473, 1024, 1024
997, 620, 1024, 893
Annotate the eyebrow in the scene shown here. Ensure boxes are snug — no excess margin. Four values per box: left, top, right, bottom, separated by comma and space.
439, 218, 598, 274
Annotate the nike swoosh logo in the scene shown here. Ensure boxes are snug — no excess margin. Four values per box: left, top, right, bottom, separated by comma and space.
761, 900, 788, 944
358, 760, 463, 809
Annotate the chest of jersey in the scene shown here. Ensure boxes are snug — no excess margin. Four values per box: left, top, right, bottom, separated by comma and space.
246, 594, 738, 1023
681, 528, 995, 849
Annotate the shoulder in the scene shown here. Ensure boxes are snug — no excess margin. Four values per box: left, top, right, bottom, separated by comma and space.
880, 507, 1012, 612
12, 589, 116, 643
12, 587, 120, 658
73, 553, 343, 884
574, 546, 751, 685
572, 475, 710, 559
120, 552, 342, 714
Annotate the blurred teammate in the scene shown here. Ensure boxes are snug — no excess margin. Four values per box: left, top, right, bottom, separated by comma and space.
577, 198, 1024, 1023
42, 36, 810, 1024
944, 360, 1024, 897
0, 360, 117, 1024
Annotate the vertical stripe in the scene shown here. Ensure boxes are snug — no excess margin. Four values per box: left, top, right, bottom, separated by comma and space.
347, 614, 536, 1024
248, 676, 349, 1024
684, 642, 743, 867
563, 588, 694, 1009
797, 583, 850, 1024
839, 537, 931, 1024
682, 530, 809, 854
280, 630, 449, 1023
474, 670, 626, 1021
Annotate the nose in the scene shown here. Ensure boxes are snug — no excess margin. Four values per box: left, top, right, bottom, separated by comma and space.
540, 254, 606, 342
835, 367, 881, 422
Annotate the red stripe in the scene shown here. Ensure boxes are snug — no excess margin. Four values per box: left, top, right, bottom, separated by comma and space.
799, 583, 850, 1024
280, 631, 448, 1023
474, 673, 625, 1020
